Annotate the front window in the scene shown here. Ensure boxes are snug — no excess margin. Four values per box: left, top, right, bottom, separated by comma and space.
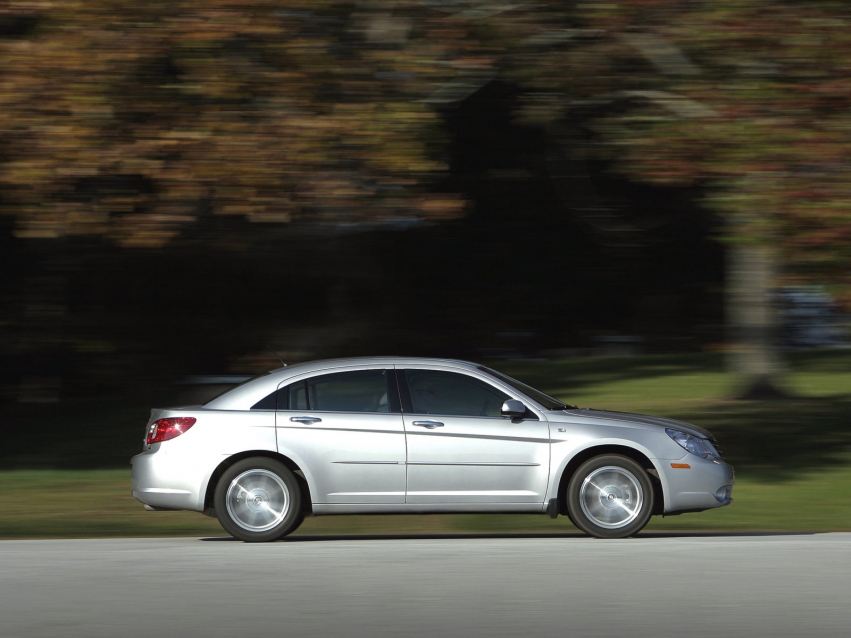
404, 369, 509, 417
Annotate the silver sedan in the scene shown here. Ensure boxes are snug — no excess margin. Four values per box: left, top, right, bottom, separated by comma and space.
131, 357, 734, 541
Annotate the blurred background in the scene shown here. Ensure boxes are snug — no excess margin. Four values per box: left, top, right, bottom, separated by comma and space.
1, 0, 850, 537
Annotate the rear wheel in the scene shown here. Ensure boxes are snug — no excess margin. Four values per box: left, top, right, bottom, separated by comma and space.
214, 458, 303, 542
566, 454, 654, 539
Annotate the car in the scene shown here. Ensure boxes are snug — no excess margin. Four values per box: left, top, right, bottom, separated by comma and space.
131, 357, 734, 541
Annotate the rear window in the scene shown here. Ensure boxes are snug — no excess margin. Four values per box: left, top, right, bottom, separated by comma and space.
252, 369, 399, 413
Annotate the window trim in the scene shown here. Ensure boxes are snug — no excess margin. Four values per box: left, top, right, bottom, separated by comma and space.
396, 368, 414, 414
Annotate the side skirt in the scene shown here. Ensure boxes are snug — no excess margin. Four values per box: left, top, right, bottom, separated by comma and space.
312, 503, 546, 515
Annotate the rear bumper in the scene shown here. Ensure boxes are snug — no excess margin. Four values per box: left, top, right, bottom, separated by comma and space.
663, 455, 735, 514
131, 448, 205, 512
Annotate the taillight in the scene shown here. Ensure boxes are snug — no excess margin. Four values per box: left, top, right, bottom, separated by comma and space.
146, 417, 196, 445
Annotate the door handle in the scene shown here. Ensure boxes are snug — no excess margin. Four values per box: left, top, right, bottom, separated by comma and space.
290, 416, 322, 424
412, 420, 444, 429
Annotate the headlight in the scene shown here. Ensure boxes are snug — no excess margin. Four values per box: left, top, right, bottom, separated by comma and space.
666, 428, 720, 460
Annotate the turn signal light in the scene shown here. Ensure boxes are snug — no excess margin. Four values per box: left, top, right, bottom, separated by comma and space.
146, 417, 196, 445
670, 463, 691, 469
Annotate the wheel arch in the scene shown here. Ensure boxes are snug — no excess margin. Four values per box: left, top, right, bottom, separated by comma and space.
203, 451, 313, 515
555, 444, 665, 516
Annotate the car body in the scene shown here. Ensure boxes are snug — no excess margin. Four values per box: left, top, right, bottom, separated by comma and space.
131, 357, 734, 540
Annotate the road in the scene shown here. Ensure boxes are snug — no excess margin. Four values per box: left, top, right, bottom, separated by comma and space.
1, 533, 849, 638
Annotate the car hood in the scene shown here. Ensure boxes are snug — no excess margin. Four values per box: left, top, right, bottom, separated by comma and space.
558, 408, 714, 439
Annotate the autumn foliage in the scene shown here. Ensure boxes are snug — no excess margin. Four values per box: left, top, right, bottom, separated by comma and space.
494, 0, 851, 304
3, 1, 851, 303
0, 1, 478, 247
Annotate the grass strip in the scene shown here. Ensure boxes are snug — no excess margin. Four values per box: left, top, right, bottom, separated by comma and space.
1, 467, 849, 539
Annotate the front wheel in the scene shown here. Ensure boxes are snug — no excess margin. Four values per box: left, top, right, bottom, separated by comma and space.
566, 454, 654, 539
214, 457, 303, 542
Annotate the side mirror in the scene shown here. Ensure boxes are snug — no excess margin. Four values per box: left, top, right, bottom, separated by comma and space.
501, 399, 527, 419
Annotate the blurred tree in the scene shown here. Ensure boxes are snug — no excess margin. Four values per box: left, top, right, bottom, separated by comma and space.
0, 1, 507, 400
6, 0, 851, 399
0, 1, 490, 247
489, 0, 851, 397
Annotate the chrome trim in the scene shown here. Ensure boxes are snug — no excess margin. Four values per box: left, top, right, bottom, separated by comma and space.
407, 430, 550, 444
278, 426, 405, 436
328, 492, 405, 496
290, 416, 322, 424
408, 490, 539, 497
406, 462, 540, 467
331, 461, 400, 465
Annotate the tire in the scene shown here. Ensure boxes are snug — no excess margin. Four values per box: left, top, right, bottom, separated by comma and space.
566, 454, 654, 539
214, 457, 303, 542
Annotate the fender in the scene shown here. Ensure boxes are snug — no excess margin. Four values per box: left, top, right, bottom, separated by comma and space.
546, 436, 672, 512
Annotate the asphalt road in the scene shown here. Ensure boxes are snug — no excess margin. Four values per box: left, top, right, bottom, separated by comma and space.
1, 533, 850, 638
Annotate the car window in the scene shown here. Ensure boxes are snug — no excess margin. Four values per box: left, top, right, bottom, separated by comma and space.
288, 382, 308, 410
251, 369, 394, 412
251, 383, 305, 410
250, 389, 276, 410
307, 369, 391, 413
404, 369, 509, 417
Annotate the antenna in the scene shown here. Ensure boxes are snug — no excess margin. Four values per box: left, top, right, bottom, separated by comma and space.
265, 344, 287, 367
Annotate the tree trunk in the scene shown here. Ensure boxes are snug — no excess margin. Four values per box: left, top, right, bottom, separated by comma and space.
726, 243, 788, 399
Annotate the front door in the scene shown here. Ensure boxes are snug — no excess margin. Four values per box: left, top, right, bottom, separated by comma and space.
275, 367, 406, 504
399, 367, 550, 504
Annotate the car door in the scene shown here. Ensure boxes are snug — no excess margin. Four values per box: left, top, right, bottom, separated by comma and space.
274, 367, 407, 504
399, 366, 551, 504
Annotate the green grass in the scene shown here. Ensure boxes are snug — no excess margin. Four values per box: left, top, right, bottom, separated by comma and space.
2, 465, 850, 539
2, 349, 850, 538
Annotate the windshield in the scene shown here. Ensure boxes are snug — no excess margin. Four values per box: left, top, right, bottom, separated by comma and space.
478, 366, 573, 410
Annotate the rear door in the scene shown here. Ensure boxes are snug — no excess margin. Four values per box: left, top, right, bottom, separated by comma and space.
274, 367, 406, 504
399, 366, 550, 504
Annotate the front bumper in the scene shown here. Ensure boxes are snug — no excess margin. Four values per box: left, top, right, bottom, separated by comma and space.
664, 455, 735, 514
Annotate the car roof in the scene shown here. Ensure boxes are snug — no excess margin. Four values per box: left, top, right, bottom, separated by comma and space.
267, 356, 480, 374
